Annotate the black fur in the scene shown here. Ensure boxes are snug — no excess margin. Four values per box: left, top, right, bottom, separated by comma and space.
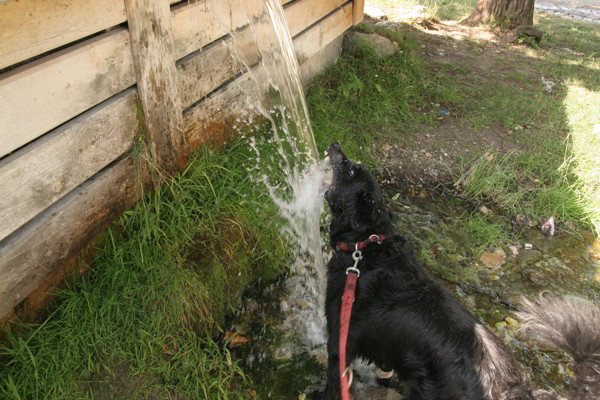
321, 142, 600, 400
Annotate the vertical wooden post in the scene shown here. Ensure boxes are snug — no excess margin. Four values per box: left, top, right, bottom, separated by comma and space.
125, 0, 187, 175
353, 0, 365, 25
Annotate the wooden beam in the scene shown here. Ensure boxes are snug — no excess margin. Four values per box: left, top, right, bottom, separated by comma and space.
125, 0, 186, 174
0, 29, 136, 158
0, 158, 140, 320
353, 0, 365, 25
0, 89, 138, 242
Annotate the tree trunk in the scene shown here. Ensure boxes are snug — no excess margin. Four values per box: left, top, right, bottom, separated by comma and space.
464, 0, 535, 27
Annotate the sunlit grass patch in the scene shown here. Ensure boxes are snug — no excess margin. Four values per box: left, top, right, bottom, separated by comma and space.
562, 83, 600, 235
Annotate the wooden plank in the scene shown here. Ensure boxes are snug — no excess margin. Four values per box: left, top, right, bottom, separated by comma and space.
0, 0, 126, 70
125, 0, 186, 173
0, 89, 138, 243
182, 2, 351, 148
0, 28, 135, 158
285, 0, 347, 36
0, 0, 180, 70
0, 159, 140, 320
300, 34, 343, 85
171, 0, 341, 61
294, 2, 353, 65
183, 72, 257, 150
177, 0, 350, 109
353, 0, 365, 25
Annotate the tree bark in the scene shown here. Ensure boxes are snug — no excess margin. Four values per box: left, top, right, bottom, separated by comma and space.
464, 0, 535, 27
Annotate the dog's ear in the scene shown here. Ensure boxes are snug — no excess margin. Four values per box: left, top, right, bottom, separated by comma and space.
350, 191, 378, 233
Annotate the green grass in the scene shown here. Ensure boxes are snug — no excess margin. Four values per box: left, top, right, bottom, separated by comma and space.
307, 29, 442, 164
0, 136, 289, 399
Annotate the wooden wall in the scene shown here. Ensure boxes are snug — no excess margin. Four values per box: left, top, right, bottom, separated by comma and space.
0, 0, 363, 320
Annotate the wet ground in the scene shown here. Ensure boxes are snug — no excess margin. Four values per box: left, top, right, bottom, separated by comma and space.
228, 181, 599, 399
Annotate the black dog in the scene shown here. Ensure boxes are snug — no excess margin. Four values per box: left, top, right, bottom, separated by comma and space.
322, 142, 600, 400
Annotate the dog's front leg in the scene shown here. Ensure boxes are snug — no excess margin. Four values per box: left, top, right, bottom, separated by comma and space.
324, 330, 341, 400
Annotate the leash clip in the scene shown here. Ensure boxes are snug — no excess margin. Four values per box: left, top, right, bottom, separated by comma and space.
346, 247, 362, 277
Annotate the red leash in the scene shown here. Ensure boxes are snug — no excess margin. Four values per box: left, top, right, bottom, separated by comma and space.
337, 235, 385, 400
339, 250, 360, 400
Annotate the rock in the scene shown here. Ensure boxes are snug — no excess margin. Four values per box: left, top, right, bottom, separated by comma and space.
515, 25, 543, 42
344, 31, 399, 57
381, 142, 393, 151
508, 245, 519, 257
480, 249, 506, 268
479, 205, 491, 215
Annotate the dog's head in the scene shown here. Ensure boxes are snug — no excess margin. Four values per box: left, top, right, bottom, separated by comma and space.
325, 142, 391, 244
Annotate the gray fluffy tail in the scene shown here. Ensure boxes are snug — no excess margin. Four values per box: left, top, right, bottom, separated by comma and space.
517, 294, 600, 400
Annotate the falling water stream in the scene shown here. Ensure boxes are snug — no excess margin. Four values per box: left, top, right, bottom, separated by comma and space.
207, 0, 332, 352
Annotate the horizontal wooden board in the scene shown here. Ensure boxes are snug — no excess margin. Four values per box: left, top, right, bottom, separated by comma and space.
182, 2, 349, 148
294, 2, 352, 65
299, 34, 344, 85
178, 0, 351, 109
0, 89, 138, 242
0, 28, 136, 158
0, 0, 180, 70
171, 0, 335, 61
0, 158, 140, 320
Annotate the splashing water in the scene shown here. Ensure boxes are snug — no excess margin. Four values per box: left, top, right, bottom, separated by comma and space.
208, 0, 332, 349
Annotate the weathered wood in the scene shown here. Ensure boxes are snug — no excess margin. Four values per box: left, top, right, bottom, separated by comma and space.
125, 0, 186, 173
178, 0, 351, 110
294, 2, 353, 65
183, 72, 257, 150
285, 0, 347, 35
353, 0, 365, 25
0, 0, 126, 70
0, 28, 135, 158
300, 34, 344, 85
0, 0, 180, 70
0, 89, 138, 243
171, 0, 314, 61
182, 3, 351, 148
0, 158, 139, 320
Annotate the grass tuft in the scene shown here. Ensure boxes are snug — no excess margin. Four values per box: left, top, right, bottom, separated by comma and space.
0, 135, 288, 399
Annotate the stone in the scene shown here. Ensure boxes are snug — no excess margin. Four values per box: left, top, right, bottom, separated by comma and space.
508, 245, 519, 257
343, 32, 399, 57
479, 205, 491, 215
480, 249, 506, 268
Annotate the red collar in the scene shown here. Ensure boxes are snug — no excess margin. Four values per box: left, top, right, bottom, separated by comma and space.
335, 234, 387, 252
